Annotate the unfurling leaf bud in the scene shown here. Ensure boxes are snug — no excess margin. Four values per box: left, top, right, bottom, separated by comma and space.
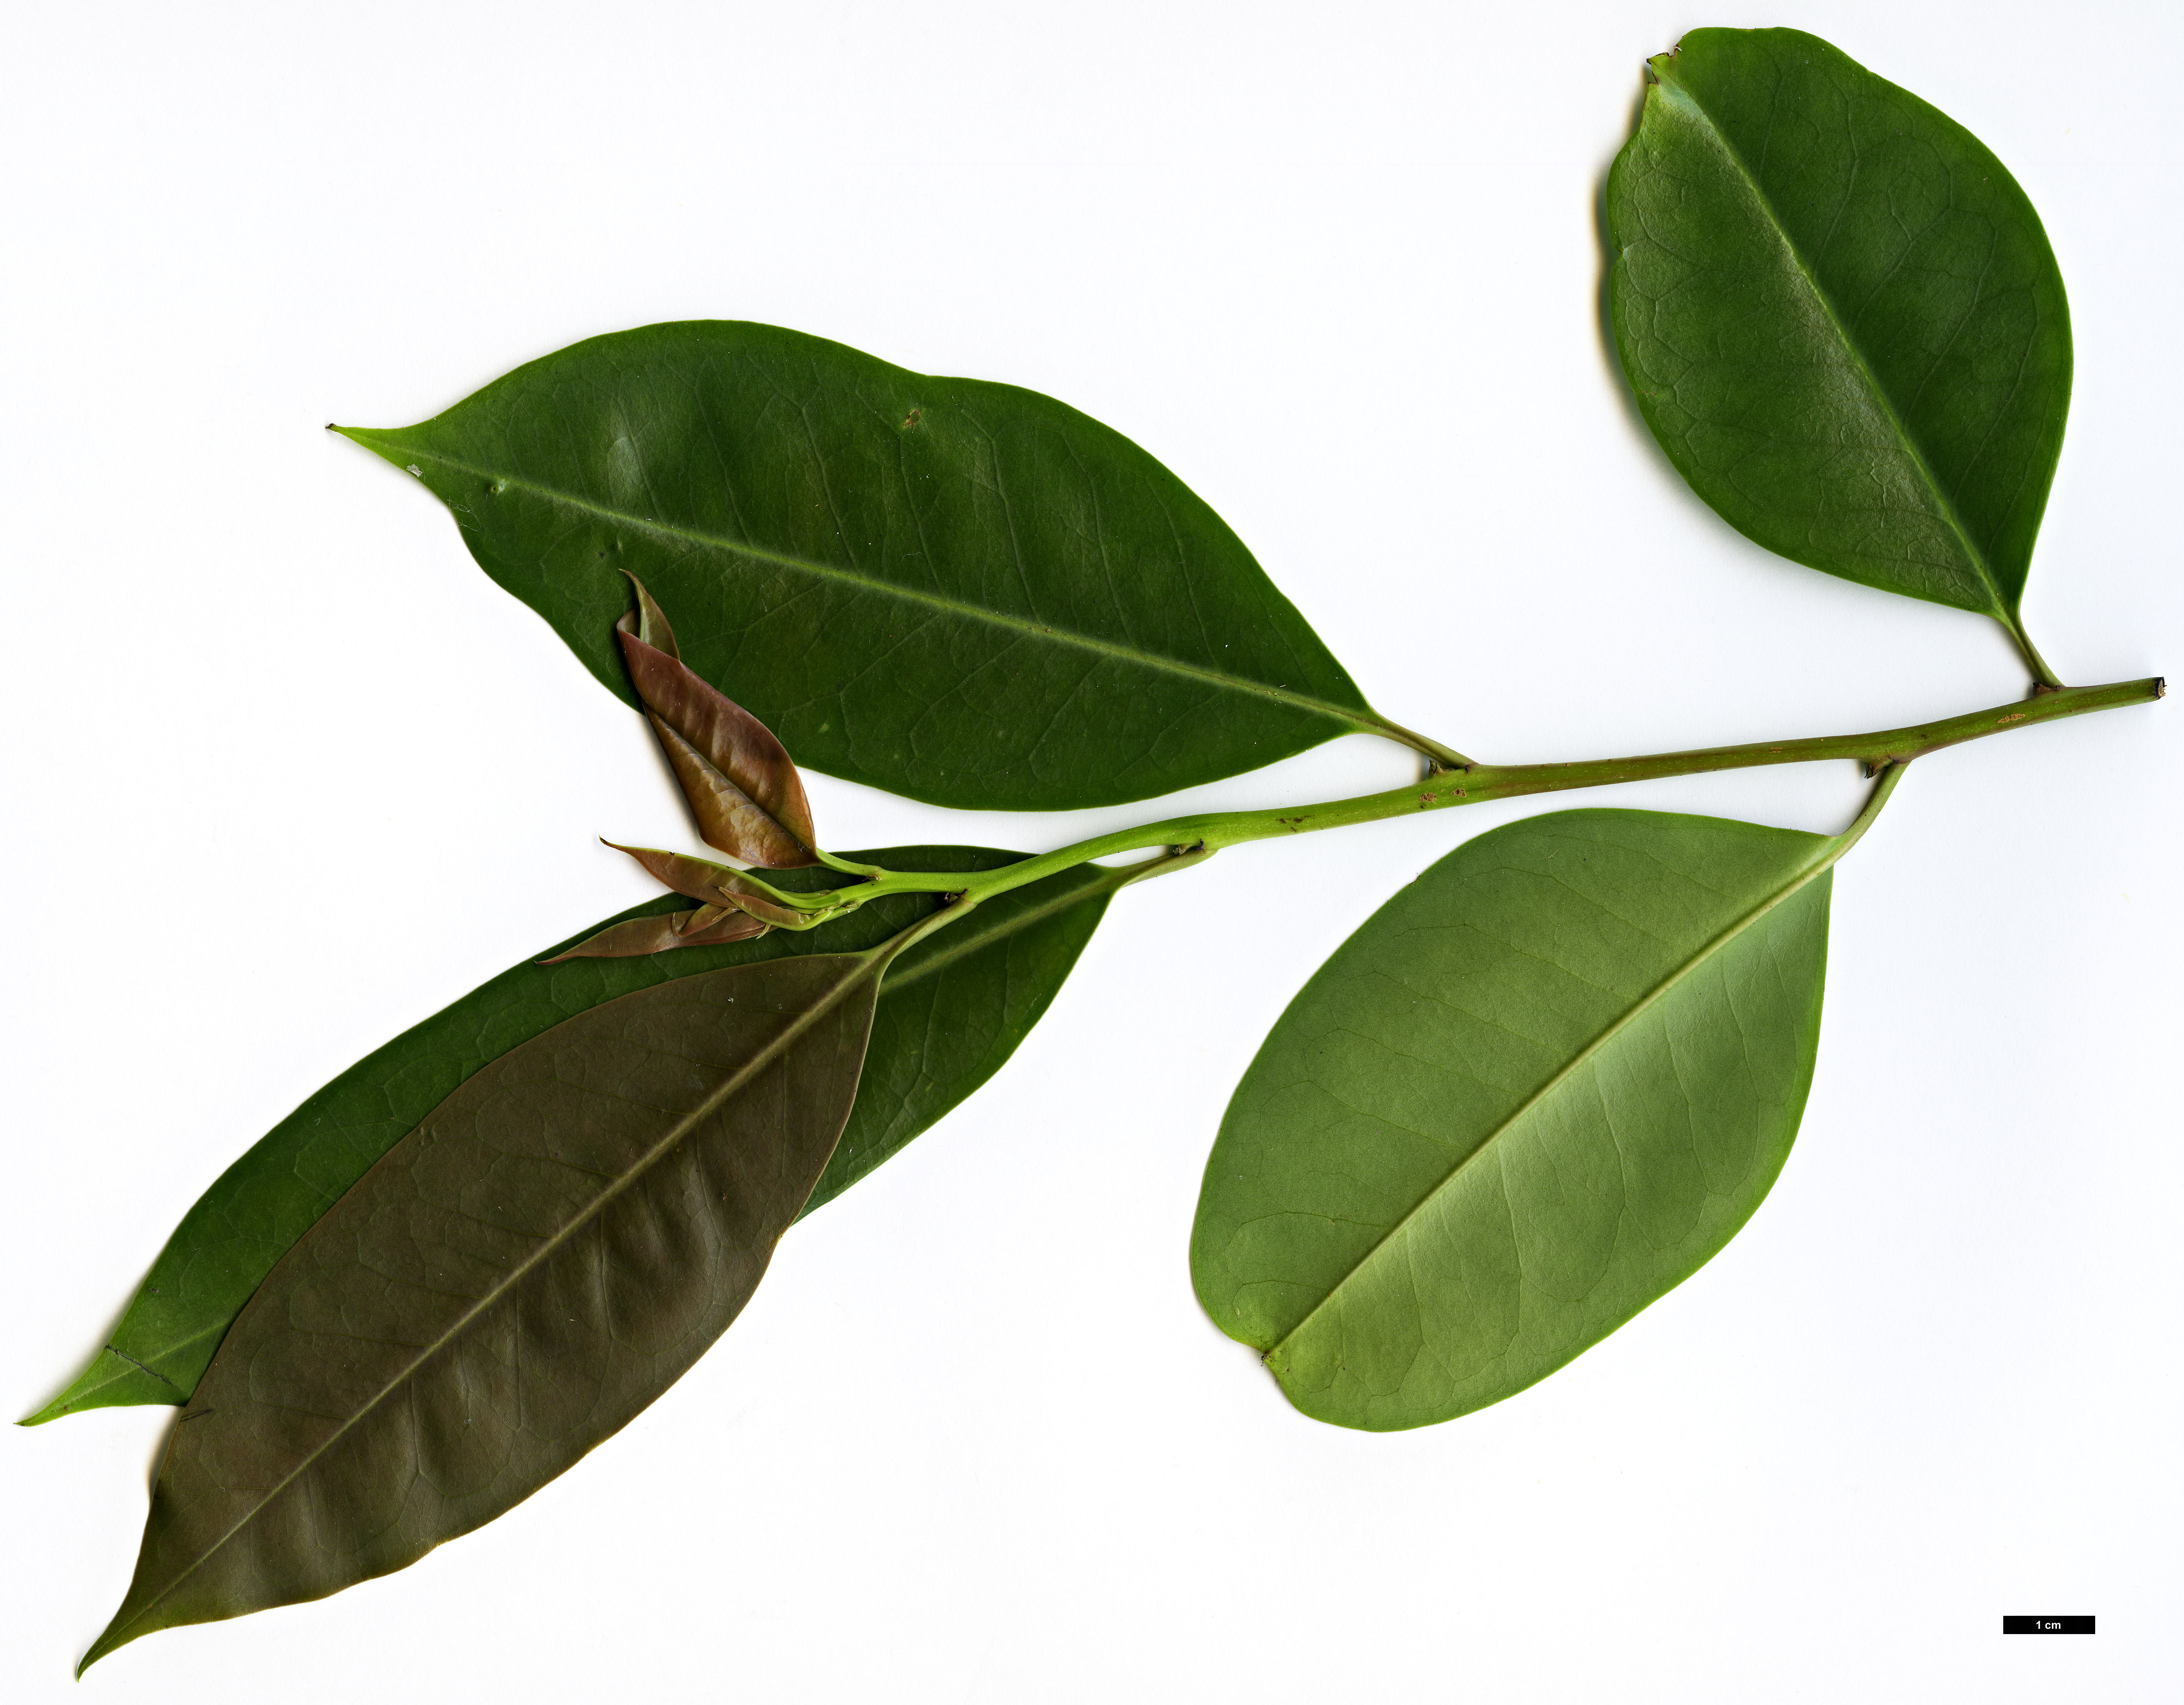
617, 574, 818, 867
602, 842, 810, 927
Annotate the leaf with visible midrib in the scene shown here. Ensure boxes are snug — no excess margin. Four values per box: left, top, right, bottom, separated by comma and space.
82, 946, 888, 1670
1192, 804, 1869, 1431
1606, 28, 2070, 660
333, 320, 1418, 811
26, 849, 1112, 1423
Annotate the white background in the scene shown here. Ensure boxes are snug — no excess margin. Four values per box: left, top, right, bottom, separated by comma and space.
4, 2, 2177, 1698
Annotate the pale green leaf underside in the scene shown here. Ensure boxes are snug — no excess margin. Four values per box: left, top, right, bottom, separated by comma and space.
1191, 808, 1843, 1430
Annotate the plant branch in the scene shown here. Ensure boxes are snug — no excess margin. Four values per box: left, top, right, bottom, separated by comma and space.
1460, 673, 2159, 801
821, 674, 2158, 910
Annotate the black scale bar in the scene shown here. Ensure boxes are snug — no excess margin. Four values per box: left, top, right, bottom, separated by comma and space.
2003, 1615, 2094, 1634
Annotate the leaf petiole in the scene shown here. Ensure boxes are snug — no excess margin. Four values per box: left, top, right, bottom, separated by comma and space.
1832, 757, 1907, 852
2000, 611, 2066, 693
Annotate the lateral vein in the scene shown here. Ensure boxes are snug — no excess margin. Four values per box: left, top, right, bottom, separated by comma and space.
1267, 833, 1844, 1362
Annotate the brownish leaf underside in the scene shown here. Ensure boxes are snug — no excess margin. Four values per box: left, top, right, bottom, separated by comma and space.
85, 953, 880, 1667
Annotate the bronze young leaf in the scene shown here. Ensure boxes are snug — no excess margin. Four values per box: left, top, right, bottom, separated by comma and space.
617, 574, 819, 868
79, 930, 937, 1671
622, 567, 677, 653
602, 841, 813, 927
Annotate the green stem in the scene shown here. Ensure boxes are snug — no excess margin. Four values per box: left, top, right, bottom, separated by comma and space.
875, 845, 1210, 993
854, 879, 985, 967
717, 836, 1215, 927
813, 847, 888, 879
827, 674, 2160, 910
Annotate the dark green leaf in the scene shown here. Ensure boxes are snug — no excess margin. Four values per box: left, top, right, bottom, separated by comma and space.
1605, 29, 2069, 662
333, 320, 1410, 811
1191, 806, 1855, 1431
25, 848, 1111, 1424
81, 947, 886, 1670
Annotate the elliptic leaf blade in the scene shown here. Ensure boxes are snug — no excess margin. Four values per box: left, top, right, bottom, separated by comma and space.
1191, 807, 1851, 1430
1605, 28, 2070, 641
334, 321, 1390, 810
82, 949, 884, 1668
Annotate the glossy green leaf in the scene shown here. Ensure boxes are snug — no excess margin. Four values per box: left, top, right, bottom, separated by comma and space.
1192, 804, 1868, 1431
1606, 29, 2069, 667
26, 848, 1112, 1424
333, 320, 1422, 812
82, 945, 888, 1670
